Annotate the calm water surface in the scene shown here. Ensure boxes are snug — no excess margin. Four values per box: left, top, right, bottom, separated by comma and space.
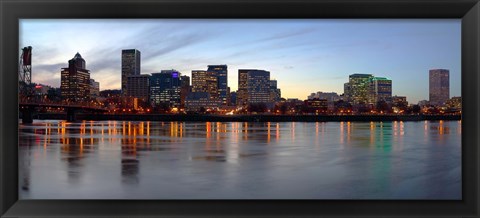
18, 120, 461, 199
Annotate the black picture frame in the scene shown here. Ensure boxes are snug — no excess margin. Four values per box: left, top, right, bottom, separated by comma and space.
1, 0, 479, 217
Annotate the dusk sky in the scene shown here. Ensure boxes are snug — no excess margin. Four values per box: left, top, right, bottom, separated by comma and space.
20, 19, 461, 104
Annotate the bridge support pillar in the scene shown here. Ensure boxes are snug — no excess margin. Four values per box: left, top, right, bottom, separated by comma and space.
20, 106, 34, 124
66, 108, 77, 122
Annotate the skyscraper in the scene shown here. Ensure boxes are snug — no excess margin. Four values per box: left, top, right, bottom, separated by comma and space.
230, 91, 237, 106
150, 70, 181, 107
429, 69, 450, 106
237, 69, 273, 107
121, 49, 141, 96
247, 70, 271, 104
191, 70, 218, 99
347, 74, 374, 105
269, 79, 281, 103
60, 53, 90, 101
207, 65, 228, 105
179, 75, 191, 108
191, 70, 207, 92
90, 79, 100, 98
127, 74, 150, 102
369, 77, 392, 104
180, 75, 190, 88
343, 82, 351, 102
237, 69, 252, 107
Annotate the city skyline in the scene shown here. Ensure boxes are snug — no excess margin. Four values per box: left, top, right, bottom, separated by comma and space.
20, 19, 461, 103
429, 69, 450, 106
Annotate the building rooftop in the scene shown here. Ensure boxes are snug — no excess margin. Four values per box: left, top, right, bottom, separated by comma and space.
72, 52, 84, 60
371, 77, 391, 81
349, 73, 373, 77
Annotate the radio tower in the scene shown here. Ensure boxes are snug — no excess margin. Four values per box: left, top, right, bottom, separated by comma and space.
19, 46, 33, 98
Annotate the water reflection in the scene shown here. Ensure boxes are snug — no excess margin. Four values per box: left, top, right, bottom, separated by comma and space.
121, 122, 140, 185
18, 120, 461, 199
19, 120, 460, 163
59, 123, 97, 183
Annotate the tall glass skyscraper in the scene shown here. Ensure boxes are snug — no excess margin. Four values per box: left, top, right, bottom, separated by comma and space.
60, 53, 90, 102
237, 69, 274, 107
244, 70, 271, 105
429, 69, 450, 106
191, 70, 218, 99
237, 69, 252, 107
347, 74, 373, 105
368, 77, 392, 104
207, 65, 228, 105
121, 49, 141, 96
150, 70, 181, 107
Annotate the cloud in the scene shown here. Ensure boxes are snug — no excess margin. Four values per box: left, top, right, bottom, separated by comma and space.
30, 63, 65, 86
89, 57, 119, 73
37, 77, 61, 87
258, 28, 316, 42
143, 33, 208, 61
144, 34, 206, 60
229, 27, 316, 48
35, 62, 65, 73
90, 74, 118, 90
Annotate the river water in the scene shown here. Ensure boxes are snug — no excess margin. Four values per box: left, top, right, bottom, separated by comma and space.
18, 120, 461, 199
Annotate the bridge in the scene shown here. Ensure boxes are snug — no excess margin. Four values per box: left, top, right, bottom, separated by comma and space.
19, 99, 108, 124
18, 46, 108, 124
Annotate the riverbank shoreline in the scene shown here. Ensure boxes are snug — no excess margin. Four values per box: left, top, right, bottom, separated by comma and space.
30, 113, 461, 122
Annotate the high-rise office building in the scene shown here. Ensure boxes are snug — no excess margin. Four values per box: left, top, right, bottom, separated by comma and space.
347, 74, 374, 105
191, 70, 218, 99
247, 70, 271, 105
429, 69, 450, 106
121, 49, 141, 96
237, 69, 272, 106
180, 75, 191, 108
269, 79, 281, 103
150, 70, 181, 107
191, 70, 207, 92
90, 79, 100, 98
127, 74, 150, 102
207, 65, 228, 105
270, 80, 277, 89
60, 53, 90, 101
180, 75, 190, 88
237, 69, 252, 107
343, 82, 351, 102
369, 77, 392, 104
230, 91, 237, 106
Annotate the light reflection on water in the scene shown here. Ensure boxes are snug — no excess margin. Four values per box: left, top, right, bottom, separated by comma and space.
18, 120, 461, 199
